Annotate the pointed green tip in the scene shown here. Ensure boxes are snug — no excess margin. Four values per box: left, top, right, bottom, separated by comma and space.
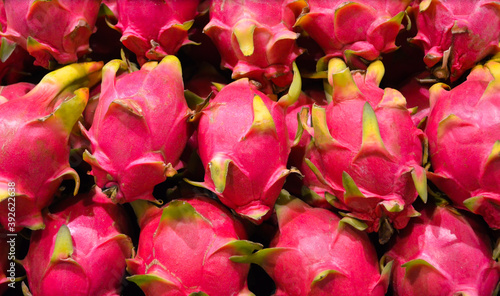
339, 217, 368, 231
234, 20, 256, 56
127, 274, 176, 289
463, 195, 483, 212
342, 171, 365, 199
366, 60, 385, 87
311, 104, 336, 149
361, 102, 385, 147
159, 55, 182, 72
411, 167, 428, 203
160, 200, 205, 224
0, 37, 17, 63
54, 87, 89, 134
244, 95, 277, 138
51, 224, 74, 262
311, 269, 344, 287
279, 62, 302, 108
209, 156, 232, 193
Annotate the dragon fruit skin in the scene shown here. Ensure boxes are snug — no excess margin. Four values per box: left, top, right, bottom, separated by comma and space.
295, 0, 410, 69
0, 0, 101, 69
193, 74, 300, 224
105, 0, 199, 65
384, 205, 500, 296
410, 0, 500, 81
21, 186, 134, 296
126, 196, 261, 296
82, 55, 191, 204
237, 194, 391, 296
0, 81, 35, 104
204, 0, 303, 93
0, 62, 103, 231
305, 59, 427, 239
425, 59, 500, 229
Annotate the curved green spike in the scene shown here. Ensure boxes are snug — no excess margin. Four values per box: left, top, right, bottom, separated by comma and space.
342, 171, 365, 199
212, 82, 225, 92
411, 166, 428, 203
339, 217, 368, 231
52, 87, 89, 133
51, 224, 74, 262
244, 95, 277, 139
225, 240, 263, 258
361, 102, 389, 153
0, 37, 16, 63
159, 55, 182, 71
159, 200, 210, 226
311, 269, 345, 287
419, 0, 432, 11
278, 62, 302, 108
35, 61, 104, 97
486, 140, 500, 166
428, 83, 450, 109
209, 155, 232, 193
234, 20, 256, 56
402, 258, 441, 279
437, 114, 469, 139
328, 59, 361, 101
109, 99, 144, 117
51, 167, 80, 196
311, 104, 335, 149
463, 195, 483, 212
233, 247, 290, 265
304, 158, 329, 186
127, 274, 177, 289
366, 60, 385, 87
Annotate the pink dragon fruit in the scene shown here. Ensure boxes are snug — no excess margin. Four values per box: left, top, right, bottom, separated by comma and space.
236, 192, 392, 296
190, 66, 301, 224
0, 81, 35, 104
21, 186, 134, 296
0, 0, 101, 69
284, 89, 331, 208
383, 205, 500, 296
294, 0, 410, 69
0, 61, 102, 231
303, 59, 427, 242
127, 195, 262, 295
204, 0, 304, 93
81, 55, 191, 204
425, 59, 500, 229
104, 0, 200, 65
410, 0, 500, 81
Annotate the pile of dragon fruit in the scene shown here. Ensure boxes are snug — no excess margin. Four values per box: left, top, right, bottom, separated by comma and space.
1, 0, 500, 295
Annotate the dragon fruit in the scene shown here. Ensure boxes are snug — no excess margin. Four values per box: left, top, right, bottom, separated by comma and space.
0, 0, 101, 69
294, 0, 410, 69
285, 89, 331, 208
410, 0, 500, 81
0, 61, 102, 231
236, 192, 392, 296
21, 186, 134, 296
425, 59, 500, 229
104, 0, 199, 65
190, 66, 301, 224
204, 0, 303, 93
127, 195, 262, 295
303, 59, 427, 242
383, 204, 500, 296
81, 55, 191, 204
